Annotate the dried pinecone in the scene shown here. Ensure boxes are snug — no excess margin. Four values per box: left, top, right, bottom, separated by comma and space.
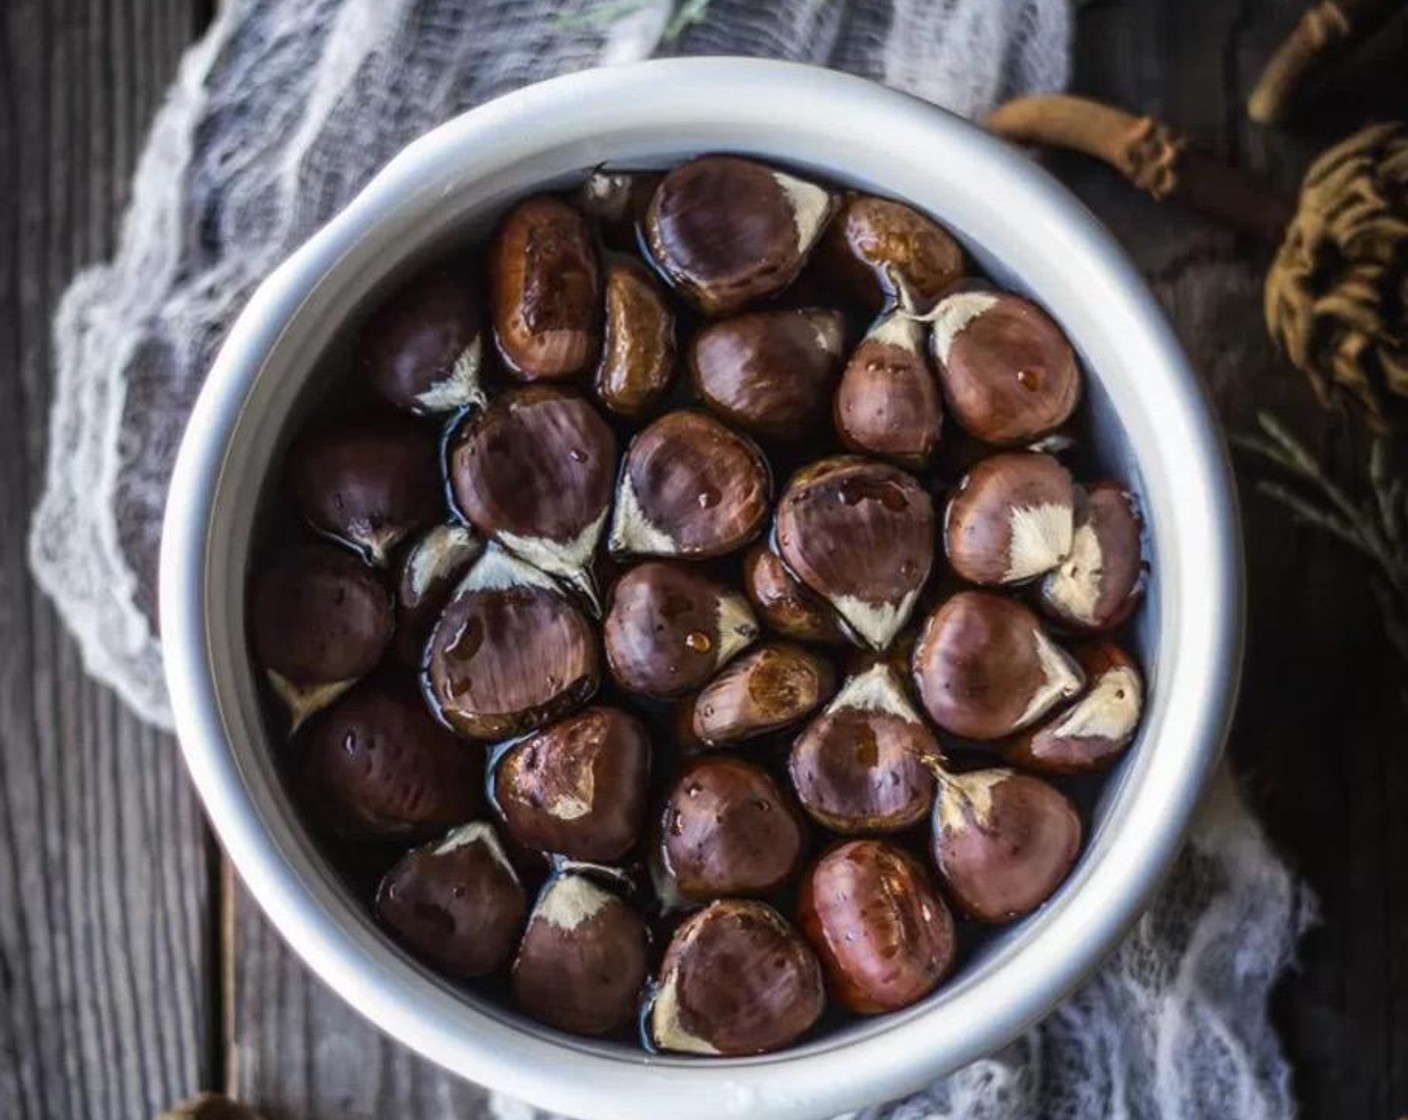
1265, 122, 1408, 432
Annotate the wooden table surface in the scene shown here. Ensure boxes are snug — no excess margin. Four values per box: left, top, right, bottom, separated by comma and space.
2, 1, 1405, 1118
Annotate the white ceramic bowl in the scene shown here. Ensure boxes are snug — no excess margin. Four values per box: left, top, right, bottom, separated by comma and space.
160, 58, 1242, 1120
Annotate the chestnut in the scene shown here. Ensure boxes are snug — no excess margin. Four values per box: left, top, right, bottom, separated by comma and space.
376, 821, 526, 977
602, 561, 758, 699
449, 386, 616, 600
816, 193, 965, 313
250, 544, 393, 730
689, 642, 835, 747
834, 312, 943, 468
798, 839, 956, 1013
931, 291, 1080, 444
1005, 641, 1143, 774
789, 663, 936, 833
1039, 481, 1145, 631
391, 523, 483, 667
493, 706, 651, 861
608, 410, 771, 561
491, 195, 601, 379
303, 682, 482, 841
650, 899, 824, 1055
646, 155, 834, 316
288, 418, 442, 566
660, 755, 805, 901
425, 545, 599, 739
511, 873, 649, 1036
911, 591, 1084, 741
774, 456, 935, 650
594, 255, 676, 418
688, 308, 845, 439
930, 768, 1082, 922
574, 169, 661, 251
740, 544, 849, 646
943, 451, 1076, 586
358, 264, 485, 413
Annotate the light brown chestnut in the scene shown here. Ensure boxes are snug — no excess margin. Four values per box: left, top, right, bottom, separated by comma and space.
650, 900, 824, 1055
493, 706, 651, 861
912, 591, 1084, 741
930, 768, 1082, 922
377, 822, 526, 977
740, 544, 849, 646
491, 195, 602, 379
689, 642, 834, 747
798, 839, 956, 1014
602, 561, 758, 699
250, 544, 393, 730
608, 411, 770, 561
594, 255, 676, 418
449, 386, 616, 601
931, 291, 1081, 444
817, 193, 965, 313
943, 451, 1076, 586
574, 169, 661, 250
834, 312, 943, 468
789, 662, 937, 833
425, 545, 599, 739
1039, 481, 1145, 631
358, 264, 485, 413
511, 874, 649, 1036
688, 308, 845, 439
288, 418, 442, 566
646, 155, 834, 316
391, 524, 484, 667
1005, 641, 1143, 774
774, 456, 935, 650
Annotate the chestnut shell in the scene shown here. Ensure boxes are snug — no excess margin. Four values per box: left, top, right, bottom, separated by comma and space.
690, 642, 835, 747
943, 451, 1076, 586
816, 193, 965, 313
740, 544, 850, 646
594, 254, 677, 418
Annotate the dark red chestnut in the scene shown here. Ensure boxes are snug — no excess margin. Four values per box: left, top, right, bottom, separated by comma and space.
740, 544, 850, 646
608, 410, 770, 560
774, 456, 935, 650
931, 291, 1081, 445
650, 899, 824, 1055
689, 642, 834, 747
1039, 481, 1145, 631
425, 545, 599, 739
491, 195, 601, 379
660, 755, 805, 902
574, 169, 661, 251
594, 255, 676, 418
943, 451, 1075, 586
816, 193, 965, 313
391, 524, 483, 667
511, 873, 649, 1036
494, 706, 651, 861
834, 312, 943, 468
798, 839, 956, 1013
377, 821, 526, 977
931, 768, 1082, 922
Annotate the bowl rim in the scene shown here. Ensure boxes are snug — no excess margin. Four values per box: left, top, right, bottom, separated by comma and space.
160, 56, 1243, 1120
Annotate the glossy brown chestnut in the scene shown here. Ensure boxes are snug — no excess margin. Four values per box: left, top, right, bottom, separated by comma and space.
490, 195, 601, 379
511, 874, 649, 1036
774, 456, 935, 650
740, 544, 850, 646
817, 193, 965, 313
646, 155, 834, 316
425, 546, 599, 739
931, 768, 1082, 922
834, 312, 943, 468
574, 169, 661, 250
494, 706, 651, 861
288, 418, 442, 566
608, 410, 771, 560
303, 682, 483, 841
358, 264, 485, 413
1039, 481, 1145, 631
660, 755, 805, 901
911, 591, 1084, 741
250, 543, 393, 730
594, 255, 676, 418
789, 662, 937, 834
376, 822, 526, 977
688, 308, 845, 439
798, 839, 956, 1013
943, 451, 1076, 586
650, 899, 824, 1055
1005, 641, 1143, 774
602, 561, 758, 699
391, 523, 483, 667
931, 291, 1081, 444
689, 642, 834, 747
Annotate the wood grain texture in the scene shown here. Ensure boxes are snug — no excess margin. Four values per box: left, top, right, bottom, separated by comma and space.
0, 2, 215, 1120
